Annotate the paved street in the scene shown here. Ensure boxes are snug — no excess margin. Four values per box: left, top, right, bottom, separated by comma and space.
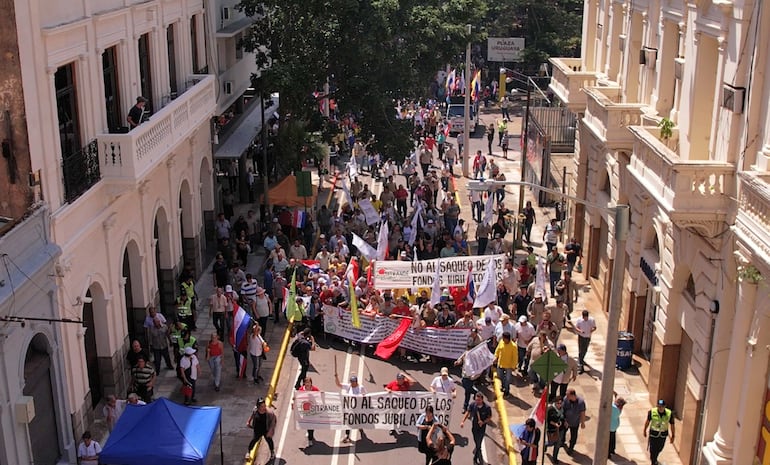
98, 104, 682, 465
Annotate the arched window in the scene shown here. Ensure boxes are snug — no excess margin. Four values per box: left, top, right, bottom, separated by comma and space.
684, 274, 695, 300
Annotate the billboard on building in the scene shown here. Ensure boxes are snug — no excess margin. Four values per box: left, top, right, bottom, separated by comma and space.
487, 38, 525, 62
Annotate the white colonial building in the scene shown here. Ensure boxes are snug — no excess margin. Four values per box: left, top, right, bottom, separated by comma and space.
549, 0, 770, 463
0, 0, 218, 462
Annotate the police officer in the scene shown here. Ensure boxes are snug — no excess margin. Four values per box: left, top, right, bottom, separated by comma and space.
176, 294, 195, 330
643, 399, 676, 465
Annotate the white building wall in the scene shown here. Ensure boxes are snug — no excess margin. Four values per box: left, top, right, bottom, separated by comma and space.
7, 1, 216, 458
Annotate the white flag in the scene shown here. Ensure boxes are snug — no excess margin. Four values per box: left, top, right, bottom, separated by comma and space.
408, 203, 423, 246
376, 221, 390, 260
341, 179, 355, 208
352, 233, 377, 260
483, 193, 495, 226
348, 155, 359, 177
463, 342, 497, 379
429, 264, 442, 306
473, 257, 498, 308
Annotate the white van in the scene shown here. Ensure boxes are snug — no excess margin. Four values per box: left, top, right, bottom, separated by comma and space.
446, 102, 477, 136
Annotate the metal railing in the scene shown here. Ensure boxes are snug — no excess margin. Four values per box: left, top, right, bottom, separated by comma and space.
62, 139, 100, 203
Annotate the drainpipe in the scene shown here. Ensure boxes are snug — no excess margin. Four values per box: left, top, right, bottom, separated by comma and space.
695, 303, 719, 464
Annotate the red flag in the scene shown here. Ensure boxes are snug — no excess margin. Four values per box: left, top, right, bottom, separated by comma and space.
374, 318, 412, 360
530, 386, 548, 429
367, 260, 374, 287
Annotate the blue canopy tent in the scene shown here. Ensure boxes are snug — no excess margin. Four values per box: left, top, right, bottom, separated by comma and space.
100, 397, 223, 465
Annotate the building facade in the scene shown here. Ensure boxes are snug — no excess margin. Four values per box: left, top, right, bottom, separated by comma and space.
549, 0, 770, 463
0, 0, 218, 462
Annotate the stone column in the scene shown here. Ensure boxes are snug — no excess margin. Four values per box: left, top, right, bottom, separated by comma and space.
733, 292, 770, 465
702, 277, 759, 464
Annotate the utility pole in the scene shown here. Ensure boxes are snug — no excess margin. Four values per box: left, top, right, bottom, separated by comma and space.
260, 93, 270, 219
592, 204, 630, 465
468, 180, 630, 465
462, 24, 472, 178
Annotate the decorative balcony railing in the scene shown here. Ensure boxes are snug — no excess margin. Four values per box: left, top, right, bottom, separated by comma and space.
548, 57, 597, 112
629, 125, 735, 214
62, 139, 100, 203
97, 75, 216, 183
737, 172, 770, 238
583, 86, 645, 149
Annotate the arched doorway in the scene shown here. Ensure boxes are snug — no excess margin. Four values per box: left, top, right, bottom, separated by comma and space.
200, 157, 215, 254
154, 207, 175, 316
82, 289, 101, 407
24, 333, 61, 465
123, 240, 144, 346
179, 180, 196, 276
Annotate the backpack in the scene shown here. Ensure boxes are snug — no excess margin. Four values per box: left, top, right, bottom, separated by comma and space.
290, 338, 301, 358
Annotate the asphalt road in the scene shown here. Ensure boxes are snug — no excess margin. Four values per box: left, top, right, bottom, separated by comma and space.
259, 336, 506, 465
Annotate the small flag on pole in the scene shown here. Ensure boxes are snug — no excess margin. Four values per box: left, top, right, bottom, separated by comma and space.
349, 280, 361, 328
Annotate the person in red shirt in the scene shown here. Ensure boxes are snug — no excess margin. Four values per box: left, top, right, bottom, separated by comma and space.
391, 296, 412, 318
298, 376, 320, 447
385, 372, 414, 392
385, 372, 415, 434
395, 185, 409, 217
424, 134, 436, 153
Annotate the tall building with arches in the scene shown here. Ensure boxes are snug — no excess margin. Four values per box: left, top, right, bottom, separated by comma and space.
0, 0, 218, 462
549, 0, 770, 463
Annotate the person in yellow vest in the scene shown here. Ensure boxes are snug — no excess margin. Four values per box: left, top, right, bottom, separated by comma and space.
643, 399, 676, 465
497, 119, 507, 146
176, 294, 195, 330
181, 276, 197, 322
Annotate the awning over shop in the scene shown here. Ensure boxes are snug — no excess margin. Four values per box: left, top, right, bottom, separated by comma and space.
214, 99, 279, 159
216, 17, 254, 38
262, 174, 318, 208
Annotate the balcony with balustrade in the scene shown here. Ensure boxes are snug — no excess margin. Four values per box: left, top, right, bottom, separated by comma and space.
736, 171, 770, 255
582, 86, 645, 150
97, 75, 216, 188
627, 125, 735, 218
548, 58, 597, 113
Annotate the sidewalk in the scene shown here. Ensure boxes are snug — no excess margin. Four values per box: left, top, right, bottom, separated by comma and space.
463, 110, 682, 465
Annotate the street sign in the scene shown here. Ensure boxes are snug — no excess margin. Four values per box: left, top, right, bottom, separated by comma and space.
488, 37, 525, 62
530, 350, 567, 384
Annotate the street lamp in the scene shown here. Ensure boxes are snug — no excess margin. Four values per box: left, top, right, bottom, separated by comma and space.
468, 179, 629, 465
462, 24, 472, 178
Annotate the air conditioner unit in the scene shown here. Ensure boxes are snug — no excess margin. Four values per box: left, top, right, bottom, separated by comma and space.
618, 35, 627, 52
722, 84, 746, 113
221, 7, 231, 21
224, 81, 233, 95
674, 57, 685, 81
640, 47, 657, 68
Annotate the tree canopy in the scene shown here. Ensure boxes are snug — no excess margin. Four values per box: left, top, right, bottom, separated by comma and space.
238, 0, 582, 168
239, 0, 488, 164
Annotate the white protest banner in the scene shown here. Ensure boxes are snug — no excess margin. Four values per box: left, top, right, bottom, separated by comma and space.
293, 390, 455, 430
373, 254, 506, 290
323, 305, 471, 360
358, 198, 381, 226
463, 342, 496, 379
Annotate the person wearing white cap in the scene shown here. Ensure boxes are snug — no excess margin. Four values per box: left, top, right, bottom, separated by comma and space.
527, 291, 546, 325
179, 346, 200, 405
429, 367, 457, 398
495, 314, 516, 343
483, 301, 503, 325
514, 315, 536, 374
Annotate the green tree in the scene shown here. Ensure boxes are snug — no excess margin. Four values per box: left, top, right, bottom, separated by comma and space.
486, 0, 583, 70
238, 0, 487, 164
